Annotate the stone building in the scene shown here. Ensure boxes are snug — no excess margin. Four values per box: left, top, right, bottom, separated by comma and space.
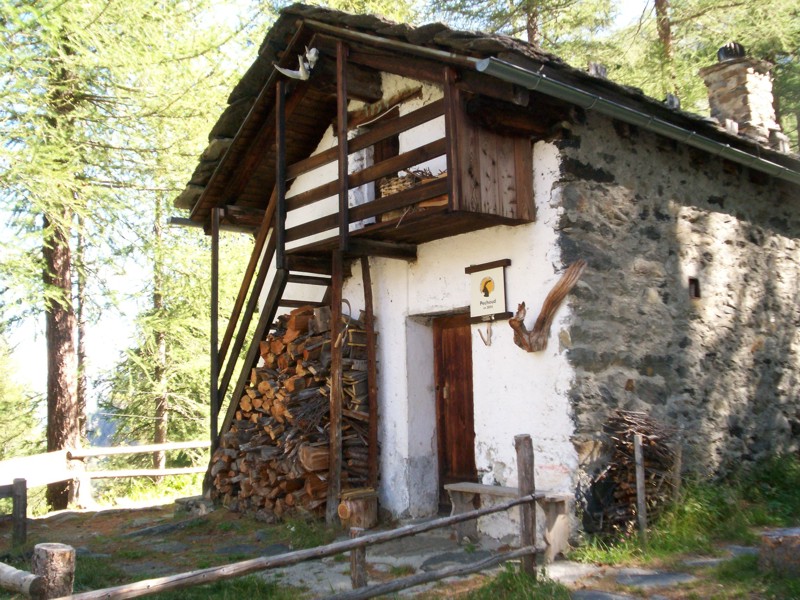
176, 4, 800, 540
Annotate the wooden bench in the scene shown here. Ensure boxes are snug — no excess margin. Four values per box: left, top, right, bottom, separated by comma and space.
444, 482, 571, 562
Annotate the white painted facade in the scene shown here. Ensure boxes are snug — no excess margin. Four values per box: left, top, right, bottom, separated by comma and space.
280, 73, 579, 538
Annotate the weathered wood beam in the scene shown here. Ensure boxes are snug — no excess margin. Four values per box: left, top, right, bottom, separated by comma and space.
346, 239, 417, 261
326, 250, 345, 525
314, 58, 383, 102
276, 81, 288, 270
285, 99, 444, 181
218, 195, 274, 367
337, 41, 350, 252
221, 205, 266, 231
210, 207, 221, 452
465, 95, 569, 137
360, 257, 379, 487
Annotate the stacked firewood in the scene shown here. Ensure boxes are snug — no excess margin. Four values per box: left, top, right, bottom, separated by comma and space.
589, 410, 678, 535
209, 305, 375, 520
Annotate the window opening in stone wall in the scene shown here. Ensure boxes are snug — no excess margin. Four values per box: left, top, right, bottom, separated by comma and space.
688, 277, 701, 299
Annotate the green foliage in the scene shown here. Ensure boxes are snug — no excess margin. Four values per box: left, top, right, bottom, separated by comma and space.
573, 454, 800, 565
148, 576, 300, 600
279, 516, 338, 549
465, 564, 571, 599
716, 554, 800, 598
0, 338, 43, 459
92, 472, 204, 507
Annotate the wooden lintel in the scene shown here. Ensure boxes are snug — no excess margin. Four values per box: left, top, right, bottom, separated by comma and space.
346, 239, 417, 261
222, 205, 266, 230
465, 95, 568, 137
315, 59, 383, 103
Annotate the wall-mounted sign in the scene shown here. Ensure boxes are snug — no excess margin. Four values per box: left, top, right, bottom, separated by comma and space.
464, 259, 512, 323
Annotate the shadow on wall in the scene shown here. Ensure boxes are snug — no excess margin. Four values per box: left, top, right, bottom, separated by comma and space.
556, 117, 800, 490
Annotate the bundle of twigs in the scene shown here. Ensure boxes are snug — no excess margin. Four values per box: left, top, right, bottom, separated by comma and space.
588, 410, 679, 535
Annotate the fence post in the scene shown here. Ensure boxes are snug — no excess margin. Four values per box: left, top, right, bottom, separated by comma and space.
349, 527, 367, 589
12, 478, 26, 547
514, 434, 536, 580
32, 543, 75, 599
634, 433, 648, 547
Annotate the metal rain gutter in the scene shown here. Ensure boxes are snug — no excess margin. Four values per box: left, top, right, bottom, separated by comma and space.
476, 57, 800, 187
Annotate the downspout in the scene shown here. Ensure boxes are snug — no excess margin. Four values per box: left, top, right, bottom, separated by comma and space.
476, 57, 800, 187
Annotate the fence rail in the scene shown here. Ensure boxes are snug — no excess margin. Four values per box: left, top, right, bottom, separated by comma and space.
1, 441, 210, 547
3, 434, 546, 600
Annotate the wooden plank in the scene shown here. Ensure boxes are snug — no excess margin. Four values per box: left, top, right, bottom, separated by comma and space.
360, 257, 379, 487
0, 562, 43, 598
12, 479, 26, 547
84, 467, 206, 479
349, 178, 447, 223
337, 41, 350, 252
515, 434, 537, 579
514, 136, 534, 221
218, 198, 274, 367
326, 250, 345, 524
285, 100, 445, 181
634, 433, 648, 547
210, 207, 221, 450
287, 274, 331, 286
220, 268, 288, 437
285, 254, 334, 275
444, 482, 518, 497
350, 138, 446, 190
67, 441, 211, 459
66, 494, 538, 600
218, 231, 278, 402
349, 527, 367, 589
278, 299, 327, 308
276, 81, 288, 270
479, 128, 499, 215
286, 180, 339, 212
464, 259, 512, 274
286, 212, 338, 243
328, 547, 537, 600
497, 134, 516, 218
0, 450, 70, 488
347, 239, 416, 261
444, 69, 465, 213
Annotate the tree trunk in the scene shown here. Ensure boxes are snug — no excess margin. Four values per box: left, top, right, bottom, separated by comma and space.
76, 216, 87, 441
654, 0, 676, 95
43, 209, 79, 510
152, 200, 167, 473
524, 0, 541, 45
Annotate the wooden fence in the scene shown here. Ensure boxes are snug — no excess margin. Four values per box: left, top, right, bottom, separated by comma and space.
0, 441, 210, 546
1, 434, 547, 600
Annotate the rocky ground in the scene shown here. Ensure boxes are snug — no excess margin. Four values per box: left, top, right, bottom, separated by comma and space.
0, 500, 762, 598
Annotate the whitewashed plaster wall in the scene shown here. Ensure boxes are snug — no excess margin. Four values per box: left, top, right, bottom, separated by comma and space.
272, 71, 579, 531
342, 142, 579, 529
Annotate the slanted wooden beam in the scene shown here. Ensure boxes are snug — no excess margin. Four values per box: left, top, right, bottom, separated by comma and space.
221, 206, 266, 231
326, 250, 345, 525
465, 95, 569, 138
276, 80, 288, 270
210, 207, 221, 452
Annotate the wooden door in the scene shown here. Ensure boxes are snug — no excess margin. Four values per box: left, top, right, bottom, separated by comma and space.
433, 314, 477, 507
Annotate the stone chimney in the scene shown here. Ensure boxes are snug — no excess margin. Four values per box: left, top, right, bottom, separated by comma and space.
699, 42, 790, 152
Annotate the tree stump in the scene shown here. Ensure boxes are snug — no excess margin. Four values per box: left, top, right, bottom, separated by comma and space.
32, 543, 75, 598
760, 528, 800, 577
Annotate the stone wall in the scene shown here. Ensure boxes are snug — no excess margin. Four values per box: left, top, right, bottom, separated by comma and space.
556, 112, 800, 478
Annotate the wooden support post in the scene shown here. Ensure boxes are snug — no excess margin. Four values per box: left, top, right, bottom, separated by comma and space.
326, 250, 344, 525
360, 257, 379, 487
336, 41, 350, 252
12, 478, 26, 547
210, 206, 221, 454
514, 434, 536, 579
349, 527, 367, 589
276, 80, 288, 270
672, 431, 683, 502
443, 67, 460, 211
32, 543, 75, 598
634, 433, 648, 547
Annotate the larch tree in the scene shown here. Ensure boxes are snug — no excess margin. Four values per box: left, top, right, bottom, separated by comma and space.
0, 0, 267, 507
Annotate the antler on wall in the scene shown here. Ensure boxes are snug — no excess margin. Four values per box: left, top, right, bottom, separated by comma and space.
509, 259, 587, 352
